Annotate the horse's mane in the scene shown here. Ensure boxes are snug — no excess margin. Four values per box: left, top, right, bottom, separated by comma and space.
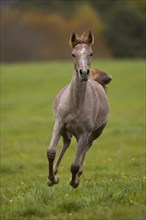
90, 69, 112, 91
70, 33, 90, 48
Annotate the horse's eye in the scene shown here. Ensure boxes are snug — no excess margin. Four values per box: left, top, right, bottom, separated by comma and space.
72, 53, 76, 57
90, 53, 93, 57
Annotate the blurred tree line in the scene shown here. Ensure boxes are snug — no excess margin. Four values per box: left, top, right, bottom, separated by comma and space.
0, 0, 145, 62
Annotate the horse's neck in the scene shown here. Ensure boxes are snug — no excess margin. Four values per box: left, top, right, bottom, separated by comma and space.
70, 70, 87, 109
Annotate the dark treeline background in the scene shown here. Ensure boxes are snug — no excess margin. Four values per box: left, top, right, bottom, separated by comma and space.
0, 0, 145, 62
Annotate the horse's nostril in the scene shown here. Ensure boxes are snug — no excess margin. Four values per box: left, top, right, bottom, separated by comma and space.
87, 69, 89, 75
80, 69, 83, 75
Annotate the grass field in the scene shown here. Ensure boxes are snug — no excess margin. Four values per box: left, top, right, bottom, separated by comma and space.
1, 60, 145, 220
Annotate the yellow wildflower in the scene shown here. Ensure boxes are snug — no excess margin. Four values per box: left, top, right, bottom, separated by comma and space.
20, 181, 24, 186
107, 157, 112, 162
131, 157, 136, 161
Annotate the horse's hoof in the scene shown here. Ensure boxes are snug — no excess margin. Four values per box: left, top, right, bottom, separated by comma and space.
47, 179, 54, 187
70, 178, 79, 188
71, 182, 79, 188
47, 176, 59, 187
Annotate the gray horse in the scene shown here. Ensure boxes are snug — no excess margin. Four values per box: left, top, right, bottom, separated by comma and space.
47, 31, 112, 188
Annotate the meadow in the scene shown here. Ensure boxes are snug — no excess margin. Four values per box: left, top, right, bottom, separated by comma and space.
0, 60, 145, 220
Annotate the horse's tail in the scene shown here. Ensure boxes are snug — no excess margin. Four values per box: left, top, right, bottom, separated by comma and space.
90, 69, 112, 90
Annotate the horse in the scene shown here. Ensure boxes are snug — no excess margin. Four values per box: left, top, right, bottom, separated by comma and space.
47, 31, 112, 188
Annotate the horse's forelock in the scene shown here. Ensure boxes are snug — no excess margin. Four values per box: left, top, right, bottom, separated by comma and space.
70, 33, 91, 48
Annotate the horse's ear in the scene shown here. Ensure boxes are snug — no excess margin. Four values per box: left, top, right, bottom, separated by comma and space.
88, 31, 94, 46
69, 33, 76, 48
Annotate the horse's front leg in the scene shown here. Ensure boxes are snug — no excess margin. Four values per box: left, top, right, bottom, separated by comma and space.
70, 135, 88, 188
47, 121, 63, 186
54, 131, 71, 175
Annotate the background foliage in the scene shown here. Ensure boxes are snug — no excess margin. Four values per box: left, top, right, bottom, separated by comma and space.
1, 0, 145, 62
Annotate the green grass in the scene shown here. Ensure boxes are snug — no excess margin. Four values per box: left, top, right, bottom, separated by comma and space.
0, 60, 145, 220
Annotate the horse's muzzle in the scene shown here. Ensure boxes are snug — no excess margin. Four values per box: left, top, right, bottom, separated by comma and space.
79, 69, 89, 81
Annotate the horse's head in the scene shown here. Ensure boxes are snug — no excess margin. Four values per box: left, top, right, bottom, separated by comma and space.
70, 31, 94, 81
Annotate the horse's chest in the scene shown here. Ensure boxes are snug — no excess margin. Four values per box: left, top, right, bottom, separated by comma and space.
63, 112, 91, 135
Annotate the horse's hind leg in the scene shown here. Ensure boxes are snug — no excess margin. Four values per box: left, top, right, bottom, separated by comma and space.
47, 121, 63, 186
70, 135, 88, 188
54, 131, 71, 175
77, 151, 86, 177
70, 123, 107, 188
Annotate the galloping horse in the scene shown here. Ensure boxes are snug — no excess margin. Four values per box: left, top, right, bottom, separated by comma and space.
47, 31, 112, 188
